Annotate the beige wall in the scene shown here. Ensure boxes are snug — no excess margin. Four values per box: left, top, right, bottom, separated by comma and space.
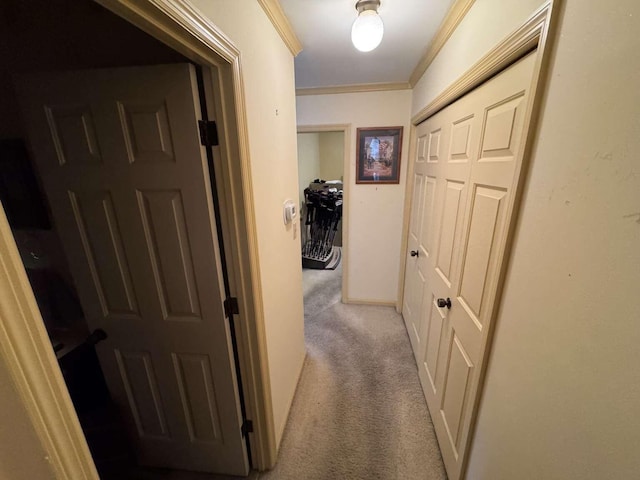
0, 356, 54, 479
297, 90, 412, 302
411, 0, 542, 117
297, 132, 321, 206
189, 0, 306, 446
413, 0, 640, 477
318, 131, 344, 181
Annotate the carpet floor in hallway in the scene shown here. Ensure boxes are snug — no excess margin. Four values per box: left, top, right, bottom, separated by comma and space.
257, 264, 447, 480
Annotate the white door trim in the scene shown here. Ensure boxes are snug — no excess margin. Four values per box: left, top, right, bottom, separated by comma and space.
0, 207, 98, 479
297, 124, 351, 303
0, 0, 277, 475
397, 1, 561, 478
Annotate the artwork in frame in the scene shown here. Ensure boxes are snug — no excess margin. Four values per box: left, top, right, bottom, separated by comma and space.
355, 126, 403, 184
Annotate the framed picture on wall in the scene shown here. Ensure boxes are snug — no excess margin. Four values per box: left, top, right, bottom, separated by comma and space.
355, 126, 403, 184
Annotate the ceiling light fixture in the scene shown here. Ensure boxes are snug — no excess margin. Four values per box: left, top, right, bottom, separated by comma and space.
351, 0, 384, 53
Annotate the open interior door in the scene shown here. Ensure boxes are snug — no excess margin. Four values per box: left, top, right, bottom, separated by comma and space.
16, 63, 249, 475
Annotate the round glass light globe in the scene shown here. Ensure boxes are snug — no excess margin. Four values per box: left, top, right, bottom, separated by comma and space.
351, 10, 384, 52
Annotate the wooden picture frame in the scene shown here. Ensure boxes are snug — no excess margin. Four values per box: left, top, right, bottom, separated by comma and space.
355, 126, 403, 184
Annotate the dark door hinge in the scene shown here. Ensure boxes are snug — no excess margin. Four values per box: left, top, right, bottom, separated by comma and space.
224, 297, 239, 318
241, 419, 253, 437
198, 120, 219, 146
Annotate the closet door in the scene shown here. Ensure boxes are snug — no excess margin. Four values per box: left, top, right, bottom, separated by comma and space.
402, 52, 537, 480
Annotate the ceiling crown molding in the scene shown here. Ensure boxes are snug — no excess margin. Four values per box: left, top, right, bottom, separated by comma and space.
296, 81, 411, 96
409, 0, 476, 87
257, 0, 303, 56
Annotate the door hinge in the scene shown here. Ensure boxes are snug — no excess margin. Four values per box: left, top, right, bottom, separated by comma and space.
198, 120, 219, 146
224, 297, 239, 318
241, 419, 253, 437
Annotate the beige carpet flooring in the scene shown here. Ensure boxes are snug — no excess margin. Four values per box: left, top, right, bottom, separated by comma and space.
257, 264, 447, 480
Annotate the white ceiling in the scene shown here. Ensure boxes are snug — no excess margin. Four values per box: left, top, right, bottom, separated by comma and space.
279, 0, 455, 89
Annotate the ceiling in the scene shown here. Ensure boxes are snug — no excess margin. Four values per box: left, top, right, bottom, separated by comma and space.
279, 0, 455, 89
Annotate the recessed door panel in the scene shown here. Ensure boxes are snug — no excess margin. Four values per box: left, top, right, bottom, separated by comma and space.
46, 105, 101, 166
412, 269, 427, 344
138, 189, 201, 322
115, 350, 169, 438
119, 101, 175, 164
440, 334, 473, 452
436, 181, 465, 286
459, 186, 507, 323
424, 299, 444, 392
428, 129, 441, 163
421, 176, 437, 257
410, 173, 424, 244
173, 353, 222, 443
416, 134, 427, 164
68, 190, 139, 318
480, 94, 524, 161
449, 116, 473, 162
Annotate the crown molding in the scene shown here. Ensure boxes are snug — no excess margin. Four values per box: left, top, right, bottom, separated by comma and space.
296, 81, 411, 96
409, 0, 476, 87
412, 1, 551, 125
257, 0, 303, 56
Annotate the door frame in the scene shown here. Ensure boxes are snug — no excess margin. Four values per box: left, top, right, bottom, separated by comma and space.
0, 0, 276, 477
396, 1, 560, 478
297, 124, 351, 303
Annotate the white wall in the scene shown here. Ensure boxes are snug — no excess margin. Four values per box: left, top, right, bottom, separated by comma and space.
297, 90, 412, 302
189, 0, 306, 447
0, 357, 54, 479
413, 0, 640, 477
297, 133, 321, 206
318, 131, 344, 181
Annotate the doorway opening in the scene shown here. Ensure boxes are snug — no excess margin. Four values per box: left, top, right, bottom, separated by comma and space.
0, 0, 252, 477
296, 125, 350, 307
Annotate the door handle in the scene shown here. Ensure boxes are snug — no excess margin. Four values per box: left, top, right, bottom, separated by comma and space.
410, 250, 419, 257
437, 297, 452, 309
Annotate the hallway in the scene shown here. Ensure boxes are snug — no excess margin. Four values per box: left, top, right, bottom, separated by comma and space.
258, 265, 447, 479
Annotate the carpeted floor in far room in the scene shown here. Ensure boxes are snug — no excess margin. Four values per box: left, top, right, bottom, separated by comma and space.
257, 263, 447, 480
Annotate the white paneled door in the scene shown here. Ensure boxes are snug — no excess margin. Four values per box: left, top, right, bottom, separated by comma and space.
17, 64, 249, 475
402, 53, 536, 480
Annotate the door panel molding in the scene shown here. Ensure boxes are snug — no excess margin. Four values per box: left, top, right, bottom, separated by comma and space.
69, 190, 140, 319
115, 349, 170, 439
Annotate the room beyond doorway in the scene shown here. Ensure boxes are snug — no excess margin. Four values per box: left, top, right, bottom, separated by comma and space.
297, 125, 350, 302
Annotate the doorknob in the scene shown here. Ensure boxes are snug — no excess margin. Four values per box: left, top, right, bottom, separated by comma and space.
410, 250, 419, 257
437, 297, 452, 309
